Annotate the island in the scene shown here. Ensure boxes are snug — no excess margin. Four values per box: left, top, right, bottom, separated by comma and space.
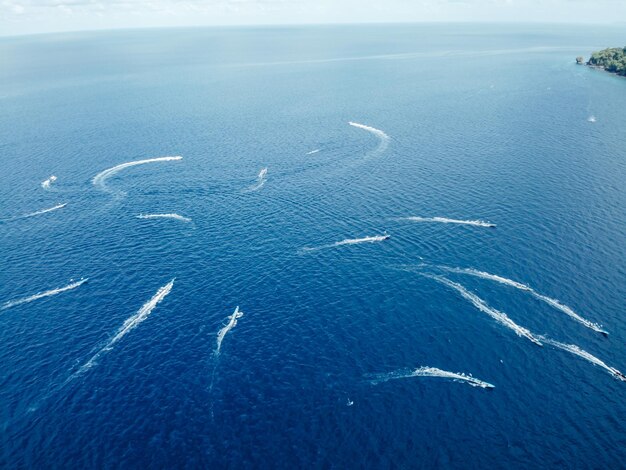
580, 47, 626, 77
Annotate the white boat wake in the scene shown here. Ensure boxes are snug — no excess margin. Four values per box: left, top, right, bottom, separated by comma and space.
441, 267, 531, 291
92, 156, 183, 192
349, 121, 389, 140
209, 306, 244, 419
26, 203, 67, 217
333, 234, 390, 247
137, 213, 192, 223
244, 167, 268, 192
1, 278, 88, 311
369, 366, 495, 389
41, 175, 57, 190
21, 280, 174, 416
4, 203, 67, 222
348, 121, 389, 157
306, 149, 321, 155
441, 266, 608, 335
405, 216, 496, 228
421, 274, 543, 346
302, 234, 390, 252
539, 336, 626, 382
215, 306, 244, 355
77, 279, 174, 373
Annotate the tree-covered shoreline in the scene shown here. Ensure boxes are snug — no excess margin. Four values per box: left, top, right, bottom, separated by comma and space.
584, 47, 626, 77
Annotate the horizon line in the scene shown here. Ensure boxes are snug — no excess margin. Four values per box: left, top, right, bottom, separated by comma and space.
2, 19, 626, 40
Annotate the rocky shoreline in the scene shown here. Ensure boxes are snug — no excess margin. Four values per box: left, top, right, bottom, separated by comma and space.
577, 47, 626, 77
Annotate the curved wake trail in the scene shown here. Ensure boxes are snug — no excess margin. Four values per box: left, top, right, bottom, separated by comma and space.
405, 216, 496, 228
539, 336, 626, 382
441, 266, 608, 335
92, 156, 183, 192
302, 234, 390, 252
76, 280, 174, 374
244, 168, 268, 192
41, 175, 57, 190
137, 213, 192, 223
349, 121, 389, 140
369, 366, 495, 389
422, 274, 543, 346
534, 293, 608, 335
1, 278, 88, 311
215, 306, 244, 355
348, 121, 389, 157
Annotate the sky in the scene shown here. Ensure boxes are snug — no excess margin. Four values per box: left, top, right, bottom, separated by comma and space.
1, 0, 626, 37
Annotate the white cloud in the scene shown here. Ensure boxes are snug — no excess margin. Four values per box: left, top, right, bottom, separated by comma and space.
1, 0, 625, 36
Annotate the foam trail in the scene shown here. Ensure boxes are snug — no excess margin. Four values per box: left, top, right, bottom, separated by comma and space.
92, 156, 182, 191
6, 203, 67, 221
405, 216, 496, 228
441, 266, 608, 335
306, 149, 321, 155
1, 278, 88, 311
539, 336, 626, 382
441, 267, 531, 291
333, 235, 390, 247
215, 306, 244, 355
137, 213, 192, 223
244, 167, 268, 192
422, 274, 543, 346
77, 280, 174, 373
41, 175, 57, 190
225, 47, 589, 69
209, 306, 243, 420
302, 234, 390, 252
20, 280, 173, 417
369, 366, 495, 389
534, 293, 608, 335
348, 121, 389, 140
348, 121, 390, 158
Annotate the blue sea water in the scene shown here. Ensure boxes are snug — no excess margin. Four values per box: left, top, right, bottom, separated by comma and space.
1, 24, 625, 468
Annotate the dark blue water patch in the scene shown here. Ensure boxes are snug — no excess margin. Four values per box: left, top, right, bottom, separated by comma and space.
1, 23, 625, 468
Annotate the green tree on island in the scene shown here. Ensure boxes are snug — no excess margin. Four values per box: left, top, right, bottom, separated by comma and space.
587, 47, 626, 76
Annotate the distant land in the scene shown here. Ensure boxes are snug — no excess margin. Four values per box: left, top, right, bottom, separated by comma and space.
577, 47, 626, 77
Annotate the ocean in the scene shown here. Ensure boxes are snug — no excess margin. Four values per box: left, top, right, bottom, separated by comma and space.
0, 24, 625, 468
